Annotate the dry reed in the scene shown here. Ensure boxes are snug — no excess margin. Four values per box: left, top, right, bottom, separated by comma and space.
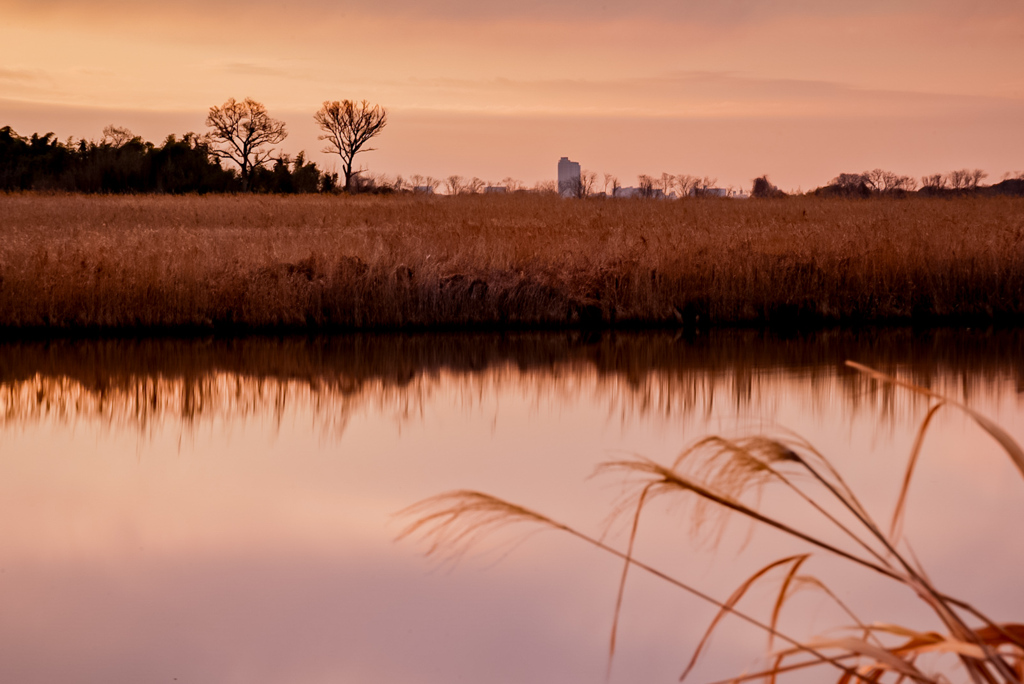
399, 364, 1024, 684
1, 193, 1023, 332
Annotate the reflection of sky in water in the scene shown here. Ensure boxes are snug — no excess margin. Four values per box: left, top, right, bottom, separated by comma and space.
0, 334, 1022, 684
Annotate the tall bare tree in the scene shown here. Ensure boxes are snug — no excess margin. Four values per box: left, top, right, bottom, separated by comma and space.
674, 174, 699, 197
205, 97, 287, 190
314, 99, 388, 192
637, 174, 656, 198
101, 125, 138, 148
445, 175, 464, 195
579, 170, 598, 198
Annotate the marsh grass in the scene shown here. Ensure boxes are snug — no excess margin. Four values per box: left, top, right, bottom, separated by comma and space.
399, 363, 1024, 684
1, 194, 1023, 332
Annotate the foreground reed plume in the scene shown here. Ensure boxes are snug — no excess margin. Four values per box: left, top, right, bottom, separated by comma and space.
399, 362, 1024, 684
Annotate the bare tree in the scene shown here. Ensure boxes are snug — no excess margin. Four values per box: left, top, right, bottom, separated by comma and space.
921, 173, 946, 190
206, 97, 287, 190
892, 175, 918, 192
674, 174, 699, 197
445, 175, 463, 195
101, 125, 138, 148
314, 99, 388, 192
865, 168, 892, 192
602, 173, 614, 196
693, 176, 718, 196
637, 174, 656, 198
968, 169, 988, 189
659, 173, 674, 195
577, 169, 598, 198
409, 175, 441, 193
502, 177, 523, 192
948, 169, 971, 190
464, 177, 485, 194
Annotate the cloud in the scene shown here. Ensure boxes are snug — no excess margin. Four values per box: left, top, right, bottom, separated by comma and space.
0, 67, 44, 82
388, 71, 1024, 119
220, 61, 301, 78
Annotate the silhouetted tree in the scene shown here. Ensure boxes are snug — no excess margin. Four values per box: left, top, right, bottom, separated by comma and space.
502, 177, 523, 192
205, 97, 287, 191
314, 99, 388, 192
101, 125, 138, 148
149, 133, 235, 193
0, 123, 347, 194
659, 173, 674, 195
637, 174, 656, 198
445, 175, 463, 195
691, 176, 718, 197
751, 175, 785, 198
674, 174, 699, 197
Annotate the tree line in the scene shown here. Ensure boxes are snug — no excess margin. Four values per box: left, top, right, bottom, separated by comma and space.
805, 168, 1019, 197
0, 97, 387, 194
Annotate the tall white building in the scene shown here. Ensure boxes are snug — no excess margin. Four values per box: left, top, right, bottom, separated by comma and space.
557, 157, 581, 198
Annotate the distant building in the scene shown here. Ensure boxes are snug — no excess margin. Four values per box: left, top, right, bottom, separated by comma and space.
484, 186, 507, 194
613, 186, 667, 199
690, 187, 748, 198
558, 157, 581, 198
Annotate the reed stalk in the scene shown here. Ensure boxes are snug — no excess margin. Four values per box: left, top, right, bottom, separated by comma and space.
399, 363, 1024, 684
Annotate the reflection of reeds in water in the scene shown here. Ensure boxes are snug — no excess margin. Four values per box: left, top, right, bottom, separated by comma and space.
400, 365, 1024, 684
1, 330, 1022, 432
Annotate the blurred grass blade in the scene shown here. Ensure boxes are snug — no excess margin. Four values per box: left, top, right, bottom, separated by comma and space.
609, 483, 654, 666
680, 555, 809, 682
801, 637, 928, 680
768, 556, 811, 651
890, 401, 945, 542
966, 411, 1024, 481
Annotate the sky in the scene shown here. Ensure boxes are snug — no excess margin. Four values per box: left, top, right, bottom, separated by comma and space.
1, 0, 1023, 191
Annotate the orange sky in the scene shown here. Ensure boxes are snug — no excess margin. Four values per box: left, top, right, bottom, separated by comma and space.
1, 0, 1022, 190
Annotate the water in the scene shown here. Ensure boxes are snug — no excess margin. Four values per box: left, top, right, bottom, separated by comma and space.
1, 331, 1022, 684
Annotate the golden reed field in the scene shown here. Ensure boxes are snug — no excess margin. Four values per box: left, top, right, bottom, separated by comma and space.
1, 193, 1022, 333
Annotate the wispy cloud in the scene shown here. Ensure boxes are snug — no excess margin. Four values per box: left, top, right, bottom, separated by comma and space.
0, 67, 44, 82
220, 62, 299, 78
389, 71, 1024, 119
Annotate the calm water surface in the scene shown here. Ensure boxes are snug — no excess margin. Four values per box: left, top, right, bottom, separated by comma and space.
2, 331, 1023, 684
